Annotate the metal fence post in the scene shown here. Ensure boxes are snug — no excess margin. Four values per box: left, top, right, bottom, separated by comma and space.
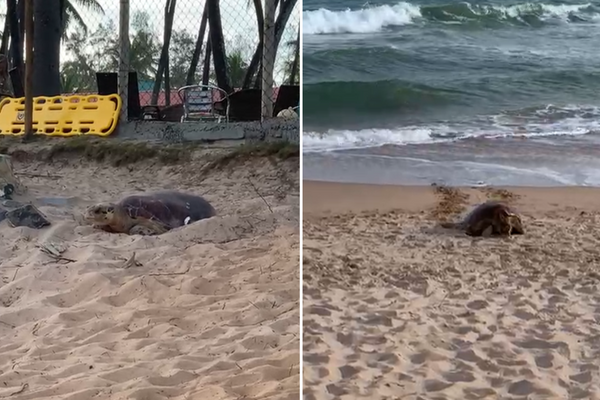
22, 0, 33, 141
119, 0, 130, 124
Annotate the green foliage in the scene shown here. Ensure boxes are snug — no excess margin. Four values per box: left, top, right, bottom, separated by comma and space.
61, 11, 162, 93
282, 32, 299, 85
46, 137, 191, 166
60, 16, 256, 94
227, 48, 249, 88
169, 30, 200, 88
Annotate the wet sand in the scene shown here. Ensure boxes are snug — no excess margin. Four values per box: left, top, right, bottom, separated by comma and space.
303, 180, 600, 399
0, 146, 300, 400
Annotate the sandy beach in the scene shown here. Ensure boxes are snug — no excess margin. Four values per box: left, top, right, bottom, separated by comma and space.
0, 141, 300, 400
303, 180, 600, 399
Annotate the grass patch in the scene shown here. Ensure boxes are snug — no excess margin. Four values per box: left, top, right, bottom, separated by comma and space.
201, 141, 299, 173
219, 140, 298, 162
0, 136, 299, 170
46, 137, 191, 166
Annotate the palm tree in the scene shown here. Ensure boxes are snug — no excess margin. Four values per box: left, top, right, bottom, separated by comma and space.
88, 13, 160, 81
227, 50, 248, 88
33, 0, 62, 96
61, 0, 105, 37
185, 2, 208, 86
61, 12, 161, 93
242, 0, 298, 89
285, 30, 299, 85
210, 49, 249, 88
18, 0, 104, 96
151, 0, 177, 105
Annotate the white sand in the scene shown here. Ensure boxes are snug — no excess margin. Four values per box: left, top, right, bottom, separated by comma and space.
303, 181, 600, 400
0, 148, 299, 400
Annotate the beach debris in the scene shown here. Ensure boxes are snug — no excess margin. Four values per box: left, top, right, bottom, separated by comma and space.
39, 242, 64, 257
0, 154, 24, 195
431, 185, 468, 221
470, 181, 488, 188
277, 107, 298, 120
1, 183, 14, 200
38, 242, 75, 263
6, 204, 51, 229
2, 199, 24, 208
122, 252, 142, 269
9, 383, 28, 396
482, 187, 519, 202
247, 177, 273, 213
16, 171, 62, 179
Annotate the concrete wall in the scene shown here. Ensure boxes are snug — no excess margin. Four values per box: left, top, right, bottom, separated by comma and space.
117, 118, 299, 145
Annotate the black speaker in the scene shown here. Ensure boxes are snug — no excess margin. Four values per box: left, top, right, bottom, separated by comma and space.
96, 71, 141, 120
9, 67, 23, 98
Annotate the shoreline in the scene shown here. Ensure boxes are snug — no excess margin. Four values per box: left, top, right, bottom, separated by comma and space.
303, 180, 600, 215
302, 135, 600, 187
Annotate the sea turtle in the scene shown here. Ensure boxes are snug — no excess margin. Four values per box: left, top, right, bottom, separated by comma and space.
83, 190, 216, 235
440, 201, 524, 237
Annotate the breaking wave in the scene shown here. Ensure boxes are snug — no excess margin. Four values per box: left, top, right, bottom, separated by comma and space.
303, 1, 598, 34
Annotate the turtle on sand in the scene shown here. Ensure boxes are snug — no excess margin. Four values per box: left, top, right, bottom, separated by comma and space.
83, 190, 216, 235
440, 201, 524, 237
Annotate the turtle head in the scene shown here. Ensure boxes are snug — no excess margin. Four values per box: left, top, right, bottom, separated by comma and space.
496, 208, 524, 235
507, 213, 524, 235
83, 203, 116, 225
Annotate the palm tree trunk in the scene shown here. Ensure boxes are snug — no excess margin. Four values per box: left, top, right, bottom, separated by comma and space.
58, 0, 67, 37
185, 1, 208, 86
241, 0, 263, 89
288, 29, 299, 85
6, 0, 21, 70
274, 0, 297, 51
32, 0, 61, 96
0, 15, 10, 96
261, 0, 277, 119
164, 53, 170, 106
207, 0, 231, 93
151, 0, 177, 105
246, 0, 297, 89
17, 0, 24, 71
201, 36, 212, 87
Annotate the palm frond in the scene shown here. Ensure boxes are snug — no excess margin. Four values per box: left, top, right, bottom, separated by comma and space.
64, 3, 89, 36
69, 0, 105, 14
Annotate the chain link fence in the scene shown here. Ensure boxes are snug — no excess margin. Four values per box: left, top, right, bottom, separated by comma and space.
0, 0, 299, 123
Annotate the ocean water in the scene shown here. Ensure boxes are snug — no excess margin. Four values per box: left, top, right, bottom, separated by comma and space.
302, 0, 600, 186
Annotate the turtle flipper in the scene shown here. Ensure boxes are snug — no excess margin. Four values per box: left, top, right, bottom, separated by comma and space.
129, 225, 160, 236
94, 224, 117, 233
440, 221, 461, 230
128, 219, 170, 236
466, 219, 493, 237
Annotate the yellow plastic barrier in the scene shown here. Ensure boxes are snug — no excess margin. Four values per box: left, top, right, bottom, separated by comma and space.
0, 94, 122, 137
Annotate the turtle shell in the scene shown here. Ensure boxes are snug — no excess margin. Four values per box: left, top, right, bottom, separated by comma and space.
461, 201, 523, 236
118, 191, 216, 231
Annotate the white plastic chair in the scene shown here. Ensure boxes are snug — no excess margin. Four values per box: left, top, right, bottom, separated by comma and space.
177, 84, 229, 123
